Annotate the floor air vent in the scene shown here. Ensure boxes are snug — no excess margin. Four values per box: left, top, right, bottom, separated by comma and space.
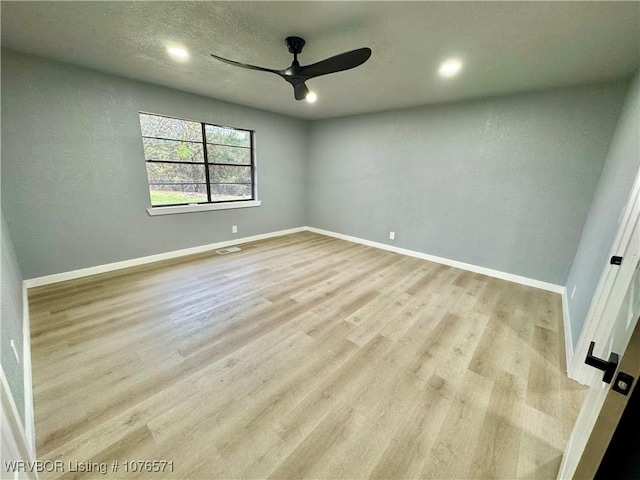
216, 246, 242, 255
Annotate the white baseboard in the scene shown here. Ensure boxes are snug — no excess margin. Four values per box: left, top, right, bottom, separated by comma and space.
1, 367, 37, 479
23, 225, 565, 295
561, 287, 575, 377
306, 227, 564, 294
23, 227, 306, 288
22, 284, 36, 456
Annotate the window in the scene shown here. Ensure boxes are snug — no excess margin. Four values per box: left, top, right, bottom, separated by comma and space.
139, 113, 255, 208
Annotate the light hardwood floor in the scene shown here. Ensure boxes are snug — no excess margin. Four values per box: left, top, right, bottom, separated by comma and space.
28, 232, 586, 479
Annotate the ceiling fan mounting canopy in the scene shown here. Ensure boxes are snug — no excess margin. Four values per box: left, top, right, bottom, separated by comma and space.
285, 36, 306, 55
210, 36, 372, 101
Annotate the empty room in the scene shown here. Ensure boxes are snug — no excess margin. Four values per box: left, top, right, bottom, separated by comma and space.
2, 1, 639, 479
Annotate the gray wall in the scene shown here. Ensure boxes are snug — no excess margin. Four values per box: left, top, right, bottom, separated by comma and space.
1, 209, 25, 424
1, 49, 633, 292
306, 83, 628, 285
1, 50, 308, 279
565, 73, 640, 347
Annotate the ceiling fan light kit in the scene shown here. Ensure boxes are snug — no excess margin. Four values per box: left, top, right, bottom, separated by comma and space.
210, 36, 372, 101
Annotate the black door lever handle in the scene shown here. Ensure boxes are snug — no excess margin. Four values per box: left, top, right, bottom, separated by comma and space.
585, 341, 619, 384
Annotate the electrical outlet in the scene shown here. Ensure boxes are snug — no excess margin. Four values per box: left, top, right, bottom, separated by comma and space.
232, 225, 238, 234
389, 231, 395, 240
571, 286, 577, 300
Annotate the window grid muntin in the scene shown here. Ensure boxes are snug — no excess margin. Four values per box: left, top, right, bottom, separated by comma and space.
140, 113, 255, 207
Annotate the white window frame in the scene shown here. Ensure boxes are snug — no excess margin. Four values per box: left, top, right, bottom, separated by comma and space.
139, 112, 261, 215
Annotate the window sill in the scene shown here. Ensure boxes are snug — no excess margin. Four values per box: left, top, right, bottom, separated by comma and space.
147, 200, 261, 216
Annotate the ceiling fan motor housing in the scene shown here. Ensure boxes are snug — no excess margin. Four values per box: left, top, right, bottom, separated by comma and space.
285, 36, 306, 55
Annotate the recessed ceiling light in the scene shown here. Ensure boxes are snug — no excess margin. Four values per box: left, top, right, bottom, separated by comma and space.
167, 46, 189, 62
306, 91, 317, 103
439, 59, 463, 78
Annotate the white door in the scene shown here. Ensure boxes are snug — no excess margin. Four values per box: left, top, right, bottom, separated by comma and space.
558, 215, 640, 479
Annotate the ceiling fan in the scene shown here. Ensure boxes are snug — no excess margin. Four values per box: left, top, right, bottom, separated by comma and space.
210, 36, 372, 101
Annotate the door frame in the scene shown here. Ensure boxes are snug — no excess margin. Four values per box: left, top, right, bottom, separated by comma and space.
569, 171, 640, 385
559, 173, 640, 479
558, 220, 639, 479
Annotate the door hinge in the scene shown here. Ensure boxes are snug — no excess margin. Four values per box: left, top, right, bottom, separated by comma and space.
610, 256, 623, 265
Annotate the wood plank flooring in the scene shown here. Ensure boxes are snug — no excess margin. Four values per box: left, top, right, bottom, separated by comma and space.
28, 232, 586, 479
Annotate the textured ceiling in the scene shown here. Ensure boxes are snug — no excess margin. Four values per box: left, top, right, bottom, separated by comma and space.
2, 1, 639, 119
